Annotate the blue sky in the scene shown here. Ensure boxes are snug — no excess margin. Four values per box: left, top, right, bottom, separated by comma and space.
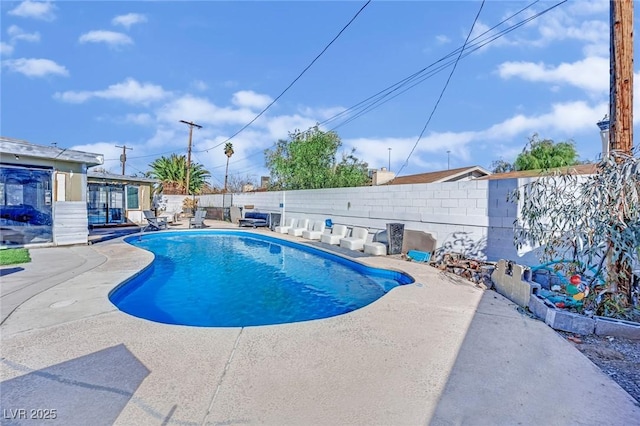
1, 0, 633, 186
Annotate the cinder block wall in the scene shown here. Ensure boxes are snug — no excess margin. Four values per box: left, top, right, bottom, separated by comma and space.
193, 178, 533, 263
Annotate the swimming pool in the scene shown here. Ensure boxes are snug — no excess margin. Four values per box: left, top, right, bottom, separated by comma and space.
110, 231, 414, 327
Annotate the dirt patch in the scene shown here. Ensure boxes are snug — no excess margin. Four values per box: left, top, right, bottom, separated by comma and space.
558, 331, 640, 403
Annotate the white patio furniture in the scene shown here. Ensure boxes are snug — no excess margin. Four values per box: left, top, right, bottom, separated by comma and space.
364, 242, 387, 255
320, 224, 349, 245
288, 218, 310, 237
340, 227, 369, 251
274, 218, 297, 234
302, 220, 326, 240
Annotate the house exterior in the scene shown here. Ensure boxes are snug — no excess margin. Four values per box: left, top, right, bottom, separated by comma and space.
477, 164, 597, 180
87, 171, 157, 226
384, 165, 491, 185
0, 137, 103, 247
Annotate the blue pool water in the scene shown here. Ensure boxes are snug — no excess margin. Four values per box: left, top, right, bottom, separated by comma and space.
110, 231, 413, 327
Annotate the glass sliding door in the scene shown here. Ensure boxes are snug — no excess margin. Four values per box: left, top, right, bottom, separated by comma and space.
87, 183, 125, 225
87, 184, 107, 225
0, 165, 53, 246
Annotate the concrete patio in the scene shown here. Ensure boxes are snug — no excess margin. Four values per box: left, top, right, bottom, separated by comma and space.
1, 220, 639, 425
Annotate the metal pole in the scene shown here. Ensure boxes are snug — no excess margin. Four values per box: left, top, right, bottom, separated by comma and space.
447, 150, 451, 170
388, 147, 391, 171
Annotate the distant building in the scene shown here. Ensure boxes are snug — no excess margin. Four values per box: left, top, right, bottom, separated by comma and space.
260, 176, 270, 188
478, 164, 596, 180
1, 137, 103, 247
370, 167, 396, 185
384, 165, 491, 185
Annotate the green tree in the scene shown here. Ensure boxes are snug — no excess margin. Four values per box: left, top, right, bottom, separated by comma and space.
514, 134, 579, 171
147, 154, 210, 195
264, 126, 369, 190
490, 159, 515, 174
511, 151, 640, 318
332, 149, 371, 187
223, 142, 234, 192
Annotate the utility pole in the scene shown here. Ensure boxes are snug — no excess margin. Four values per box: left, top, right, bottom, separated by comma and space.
609, 0, 634, 155
607, 0, 634, 300
179, 120, 202, 195
115, 145, 133, 175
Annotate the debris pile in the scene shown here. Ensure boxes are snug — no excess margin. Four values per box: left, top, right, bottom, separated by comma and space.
428, 253, 496, 288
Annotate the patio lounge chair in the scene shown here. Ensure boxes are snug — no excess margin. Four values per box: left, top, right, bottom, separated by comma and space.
274, 218, 297, 234
189, 209, 206, 228
340, 227, 369, 251
320, 224, 348, 245
288, 218, 310, 237
302, 220, 326, 240
143, 210, 168, 232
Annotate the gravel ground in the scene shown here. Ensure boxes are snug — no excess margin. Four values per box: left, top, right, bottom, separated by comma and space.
558, 331, 640, 403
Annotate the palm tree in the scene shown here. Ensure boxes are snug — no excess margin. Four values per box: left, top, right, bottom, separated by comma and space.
223, 142, 234, 192
148, 154, 210, 195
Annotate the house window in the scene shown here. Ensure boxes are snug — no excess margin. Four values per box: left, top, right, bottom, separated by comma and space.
127, 186, 139, 210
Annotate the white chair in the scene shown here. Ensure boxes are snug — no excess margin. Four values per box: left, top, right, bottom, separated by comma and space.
364, 230, 388, 256
189, 209, 206, 228
320, 224, 348, 245
302, 220, 326, 240
364, 242, 387, 256
288, 218, 310, 237
275, 218, 297, 234
340, 227, 369, 251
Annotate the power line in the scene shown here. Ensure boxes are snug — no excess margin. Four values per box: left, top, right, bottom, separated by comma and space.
108, 0, 566, 168
184, 1, 552, 174
319, 1, 567, 133
204, 0, 535, 175
395, 0, 486, 177
117, 1, 370, 163
194, 0, 372, 154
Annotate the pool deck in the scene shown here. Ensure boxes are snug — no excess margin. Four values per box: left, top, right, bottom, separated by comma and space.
2, 220, 639, 425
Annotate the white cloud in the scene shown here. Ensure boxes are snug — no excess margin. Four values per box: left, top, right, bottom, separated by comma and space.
3, 58, 68, 77
0, 42, 14, 56
8, 1, 56, 21
124, 113, 153, 125
231, 90, 273, 110
497, 56, 608, 95
7, 25, 40, 43
342, 97, 610, 173
112, 13, 148, 29
157, 95, 255, 126
483, 100, 607, 139
264, 114, 316, 140
191, 80, 208, 91
78, 30, 133, 47
435, 35, 450, 44
298, 105, 345, 121
54, 78, 169, 104
55, 91, 92, 103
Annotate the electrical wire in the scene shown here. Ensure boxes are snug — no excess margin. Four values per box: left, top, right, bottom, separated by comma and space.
114, 0, 567, 170
394, 0, 485, 177
194, 0, 372, 154
320, 0, 568, 134
214, 0, 568, 168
